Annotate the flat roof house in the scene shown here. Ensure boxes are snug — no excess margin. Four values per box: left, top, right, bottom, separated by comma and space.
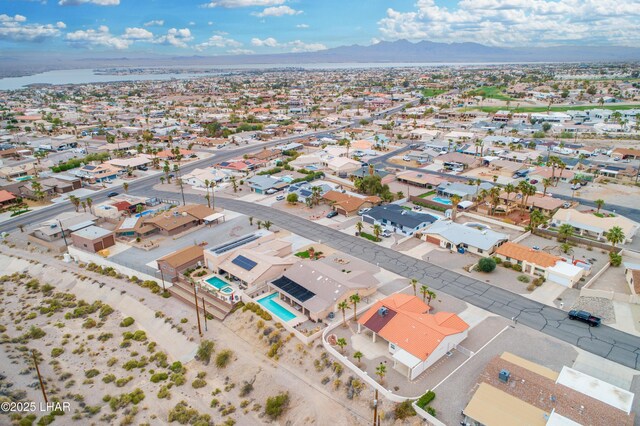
362, 204, 438, 236
421, 221, 509, 255
552, 209, 638, 243
463, 352, 634, 426
70, 225, 115, 253
203, 231, 293, 289
157, 245, 205, 282
268, 259, 377, 322
357, 294, 469, 380
437, 181, 493, 201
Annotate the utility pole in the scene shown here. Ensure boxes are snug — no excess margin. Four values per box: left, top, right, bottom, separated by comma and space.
193, 283, 202, 337
202, 297, 208, 332
159, 268, 166, 292
57, 219, 69, 250
32, 350, 48, 403
372, 388, 378, 426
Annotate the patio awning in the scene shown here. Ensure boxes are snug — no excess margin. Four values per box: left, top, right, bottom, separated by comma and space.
204, 212, 225, 222
392, 348, 422, 369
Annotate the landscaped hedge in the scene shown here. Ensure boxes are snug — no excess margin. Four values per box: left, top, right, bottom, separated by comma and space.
416, 390, 436, 409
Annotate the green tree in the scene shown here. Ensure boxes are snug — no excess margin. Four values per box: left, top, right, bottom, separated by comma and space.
410, 278, 418, 296
353, 351, 363, 366
605, 226, 625, 251
595, 199, 605, 214
372, 224, 382, 241
558, 223, 574, 242
336, 337, 347, 354
375, 364, 386, 384
420, 285, 429, 302
263, 220, 273, 231
337, 301, 349, 327
286, 193, 298, 204
349, 293, 361, 321
450, 195, 462, 222
477, 257, 497, 272
355, 221, 364, 236
122, 182, 129, 193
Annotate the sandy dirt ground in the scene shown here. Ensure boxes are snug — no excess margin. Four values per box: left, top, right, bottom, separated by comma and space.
0, 246, 425, 425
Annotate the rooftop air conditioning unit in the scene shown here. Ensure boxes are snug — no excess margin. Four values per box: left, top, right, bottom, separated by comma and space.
499, 369, 510, 383
378, 307, 389, 317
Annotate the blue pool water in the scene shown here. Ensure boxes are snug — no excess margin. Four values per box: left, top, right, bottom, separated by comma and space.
257, 293, 296, 321
432, 196, 453, 205
205, 276, 230, 290
15, 175, 34, 182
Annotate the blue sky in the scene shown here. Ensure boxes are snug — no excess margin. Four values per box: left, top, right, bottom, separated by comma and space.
2, 0, 640, 54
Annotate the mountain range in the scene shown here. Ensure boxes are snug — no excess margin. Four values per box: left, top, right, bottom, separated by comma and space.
2, 40, 640, 78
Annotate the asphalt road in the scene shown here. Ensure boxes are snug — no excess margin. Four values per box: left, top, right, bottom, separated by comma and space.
157, 192, 640, 371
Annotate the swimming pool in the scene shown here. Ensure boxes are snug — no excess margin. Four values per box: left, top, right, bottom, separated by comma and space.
257, 293, 296, 321
15, 175, 34, 182
432, 196, 453, 205
205, 276, 230, 290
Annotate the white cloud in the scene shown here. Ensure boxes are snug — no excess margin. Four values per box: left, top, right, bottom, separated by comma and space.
251, 36, 326, 52
201, 0, 284, 8
296, 23, 309, 29
155, 28, 193, 48
227, 48, 254, 55
144, 20, 164, 27
0, 14, 64, 42
378, 0, 640, 46
195, 34, 242, 50
58, 0, 120, 5
66, 25, 131, 49
122, 27, 154, 40
253, 5, 302, 17
188, 21, 196, 26
251, 36, 278, 47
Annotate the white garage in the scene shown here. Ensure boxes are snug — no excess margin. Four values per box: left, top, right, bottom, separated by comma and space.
546, 262, 584, 288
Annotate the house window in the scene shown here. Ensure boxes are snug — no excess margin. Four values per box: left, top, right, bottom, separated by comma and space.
477, 248, 483, 254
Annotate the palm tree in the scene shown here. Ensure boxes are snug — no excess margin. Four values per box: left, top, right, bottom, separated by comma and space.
450, 195, 462, 222
595, 199, 605, 214
249, 216, 254, 226
542, 178, 552, 197
17, 224, 25, 233
81, 201, 87, 212
527, 210, 546, 235
420, 285, 429, 302
355, 221, 363, 236
410, 278, 418, 296
605, 226, 625, 251
69, 195, 80, 212
426, 290, 436, 306
160, 176, 165, 185
504, 183, 515, 205
122, 182, 129, 193
375, 363, 386, 384
350, 293, 361, 321
558, 223, 574, 242
204, 193, 211, 208
337, 301, 349, 327
263, 220, 273, 231
474, 178, 482, 199
353, 351, 363, 366
230, 176, 238, 193
372, 224, 382, 241
336, 337, 347, 354
256, 220, 262, 229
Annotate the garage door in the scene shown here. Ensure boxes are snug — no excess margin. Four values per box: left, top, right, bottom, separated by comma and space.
547, 273, 571, 287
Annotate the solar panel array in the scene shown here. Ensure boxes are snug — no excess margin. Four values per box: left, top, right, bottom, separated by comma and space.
271, 277, 316, 302
211, 234, 260, 255
231, 255, 257, 271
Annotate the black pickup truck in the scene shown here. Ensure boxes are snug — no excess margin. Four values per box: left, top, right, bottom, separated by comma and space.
568, 310, 601, 327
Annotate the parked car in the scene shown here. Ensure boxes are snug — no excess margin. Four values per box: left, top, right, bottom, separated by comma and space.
275, 195, 285, 201
562, 202, 571, 209
568, 310, 601, 327
326, 211, 339, 218
402, 156, 411, 161
570, 184, 581, 190
107, 191, 119, 198
381, 231, 392, 238
138, 166, 148, 171
529, 179, 538, 184
413, 205, 423, 211
265, 188, 278, 195
358, 208, 371, 215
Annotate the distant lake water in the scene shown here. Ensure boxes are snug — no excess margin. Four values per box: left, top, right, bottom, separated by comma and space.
0, 62, 516, 91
